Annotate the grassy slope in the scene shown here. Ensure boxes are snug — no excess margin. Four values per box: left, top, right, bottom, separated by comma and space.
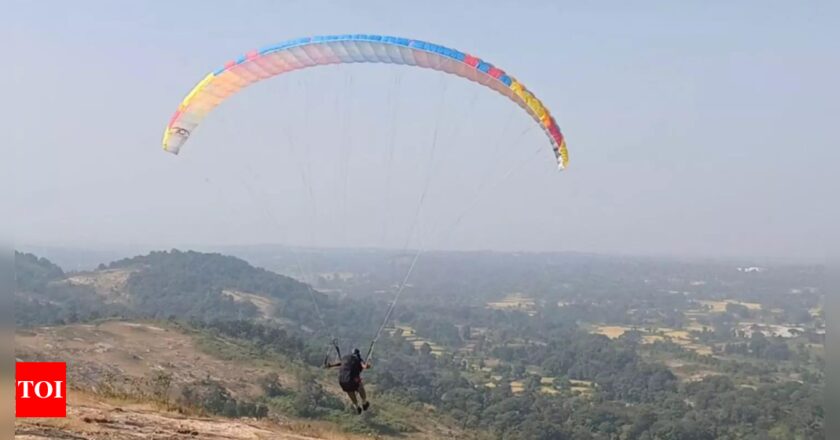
14, 319, 475, 440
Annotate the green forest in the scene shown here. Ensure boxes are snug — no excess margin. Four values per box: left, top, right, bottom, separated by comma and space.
14, 249, 824, 439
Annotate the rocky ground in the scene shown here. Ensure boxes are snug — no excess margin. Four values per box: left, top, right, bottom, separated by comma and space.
16, 391, 351, 439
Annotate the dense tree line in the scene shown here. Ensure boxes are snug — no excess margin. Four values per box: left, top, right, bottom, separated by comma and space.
368, 337, 821, 439
724, 332, 793, 361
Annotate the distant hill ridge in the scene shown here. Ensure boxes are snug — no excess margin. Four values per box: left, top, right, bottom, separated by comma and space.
107, 249, 313, 301
14, 251, 65, 291
15, 249, 325, 326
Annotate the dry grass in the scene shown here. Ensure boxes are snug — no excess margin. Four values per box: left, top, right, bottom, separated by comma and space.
410, 340, 445, 356
697, 300, 728, 312
592, 326, 632, 339
65, 269, 135, 304
591, 325, 714, 356
222, 289, 276, 319
662, 330, 692, 341
643, 335, 665, 344
14, 321, 467, 440
685, 345, 713, 356
484, 358, 501, 368
697, 300, 762, 312
570, 387, 593, 395
739, 301, 762, 310
568, 380, 596, 395
486, 294, 536, 312
684, 321, 708, 332
14, 321, 293, 399
390, 325, 445, 357
394, 325, 417, 336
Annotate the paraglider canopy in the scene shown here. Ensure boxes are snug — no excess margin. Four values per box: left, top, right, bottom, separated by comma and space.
162, 34, 569, 169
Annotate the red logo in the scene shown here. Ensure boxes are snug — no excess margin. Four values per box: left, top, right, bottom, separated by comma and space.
16, 362, 67, 418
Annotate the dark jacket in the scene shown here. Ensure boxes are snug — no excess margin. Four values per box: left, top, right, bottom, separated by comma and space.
339, 354, 364, 385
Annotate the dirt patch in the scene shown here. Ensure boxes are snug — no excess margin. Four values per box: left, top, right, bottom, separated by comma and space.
486, 294, 537, 316
15, 390, 334, 440
222, 290, 276, 319
65, 269, 136, 304
592, 326, 632, 339
696, 300, 762, 313
14, 321, 293, 399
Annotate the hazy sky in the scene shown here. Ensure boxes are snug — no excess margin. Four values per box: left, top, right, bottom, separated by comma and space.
4, 0, 838, 261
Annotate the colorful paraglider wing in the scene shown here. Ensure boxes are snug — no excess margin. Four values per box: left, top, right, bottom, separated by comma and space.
162, 34, 568, 169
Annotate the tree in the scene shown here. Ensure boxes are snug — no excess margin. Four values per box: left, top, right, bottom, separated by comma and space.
294, 371, 327, 418
763, 342, 791, 361
420, 342, 432, 357
726, 303, 751, 318
257, 373, 284, 397
255, 404, 269, 419
749, 332, 770, 355
223, 400, 238, 417
147, 371, 172, 404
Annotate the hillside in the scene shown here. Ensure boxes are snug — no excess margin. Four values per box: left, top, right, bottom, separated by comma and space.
14, 252, 65, 291
14, 250, 326, 327
14, 251, 123, 327
15, 320, 465, 440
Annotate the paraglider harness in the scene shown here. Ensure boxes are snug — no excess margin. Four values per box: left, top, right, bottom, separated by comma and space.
322, 339, 377, 367
324, 338, 342, 367
324, 341, 370, 393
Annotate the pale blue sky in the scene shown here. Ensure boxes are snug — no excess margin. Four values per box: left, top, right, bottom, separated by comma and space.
4, 0, 838, 261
